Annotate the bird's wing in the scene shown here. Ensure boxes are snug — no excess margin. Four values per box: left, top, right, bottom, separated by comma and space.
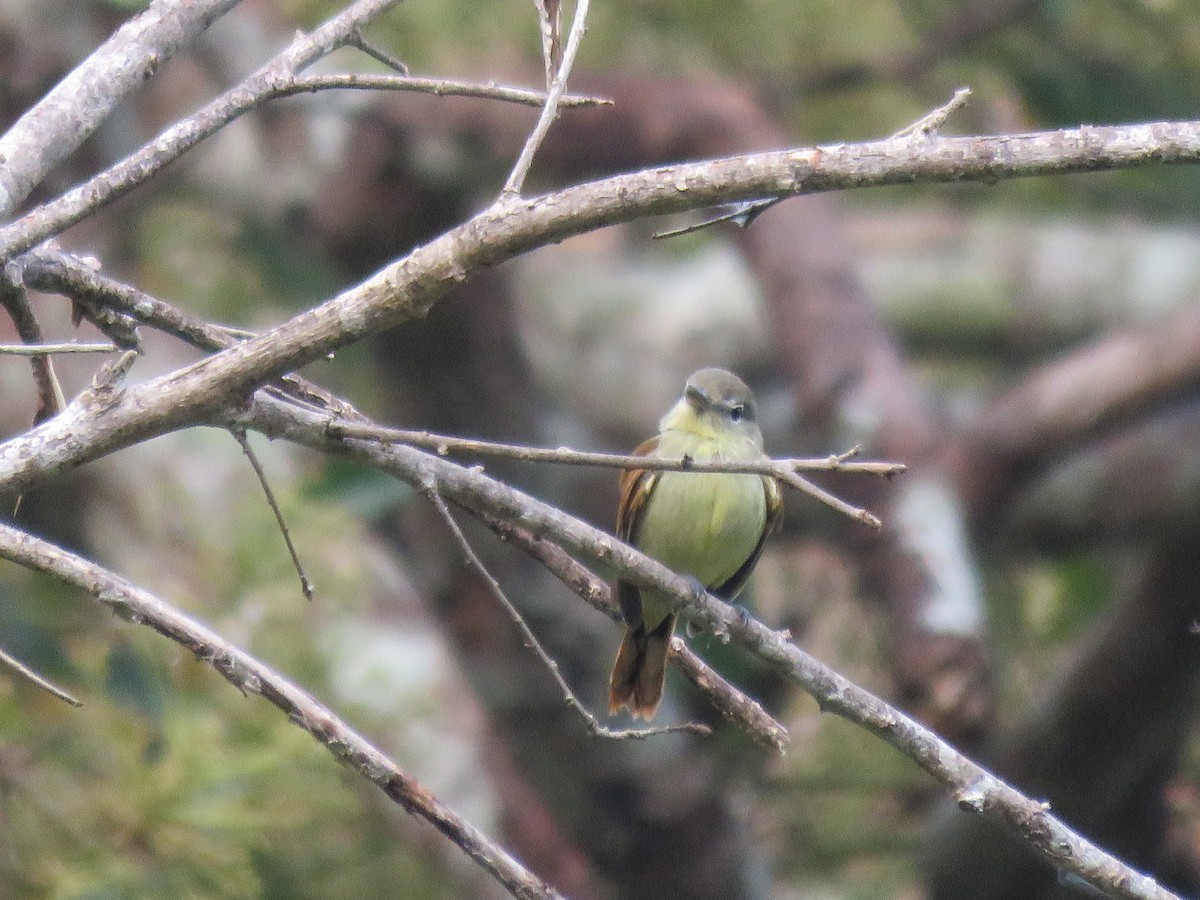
713, 474, 783, 601
615, 436, 660, 627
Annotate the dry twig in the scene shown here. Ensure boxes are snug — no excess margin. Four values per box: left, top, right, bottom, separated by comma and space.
231, 428, 314, 602
0, 644, 81, 707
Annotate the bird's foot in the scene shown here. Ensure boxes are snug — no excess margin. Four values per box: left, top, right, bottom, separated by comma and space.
682, 575, 708, 638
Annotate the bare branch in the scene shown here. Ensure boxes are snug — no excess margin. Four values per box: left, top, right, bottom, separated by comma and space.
423, 481, 709, 741
0, 521, 563, 900
0, 0, 242, 216
503, 0, 590, 194
18, 247, 366, 422
0, 0, 406, 263
329, 421, 903, 478
238, 391, 1183, 900
346, 29, 409, 74
534, 0, 563, 86
0, 278, 65, 423
6, 119, 1200, 498
21, 247, 240, 352
0, 342, 120, 356
0, 118, 1198, 500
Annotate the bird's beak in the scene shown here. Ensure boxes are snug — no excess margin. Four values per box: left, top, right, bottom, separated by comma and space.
684, 383, 708, 413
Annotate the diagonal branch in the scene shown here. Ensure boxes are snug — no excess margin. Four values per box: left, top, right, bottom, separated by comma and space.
0, 644, 81, 707
0, 0, 406, 263
0, 279, 65, 423
474, 509, 790, 749
0, 0, 242, 217
237, 390, 1183, 900
0, 521, 562, 900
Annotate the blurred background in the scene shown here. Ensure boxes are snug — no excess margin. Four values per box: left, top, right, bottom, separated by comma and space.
1, 0, 1199, 897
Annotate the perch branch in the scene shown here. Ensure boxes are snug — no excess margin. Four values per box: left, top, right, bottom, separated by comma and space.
238, 391, 1182, 900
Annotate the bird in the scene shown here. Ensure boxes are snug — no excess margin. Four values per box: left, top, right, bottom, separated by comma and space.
608, 367, 782, 720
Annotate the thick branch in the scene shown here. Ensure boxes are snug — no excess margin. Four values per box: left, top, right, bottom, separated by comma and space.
0, 522, 561, 900
0, 0, 241, 216
6, 120, 1200, 496
0, 0, 405, 262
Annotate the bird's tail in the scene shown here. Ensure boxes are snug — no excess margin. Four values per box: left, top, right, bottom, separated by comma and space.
608, 614, 675, 720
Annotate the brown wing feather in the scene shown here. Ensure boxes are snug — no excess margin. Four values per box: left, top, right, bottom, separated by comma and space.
616, 436, 659, 541
615, 436, 659, 628
712, 474, 783, 601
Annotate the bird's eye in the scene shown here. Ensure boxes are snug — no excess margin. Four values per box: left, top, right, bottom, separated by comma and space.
729, 404, 745, 422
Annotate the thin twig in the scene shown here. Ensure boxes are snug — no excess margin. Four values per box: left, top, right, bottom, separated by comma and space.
0, 341, 119, 356
653, 197, 782, 239
891, 87, 972, 139
347, 29, 409, 74
328, 420, 898, 527
0, 521, 561, 900
534, 0, 563, 86
502, 0, 590, 194
281, 72, 610, 108
231, 428, 314, 602
0, 644, 81, 707
654, 88, 971, 241
421, 479, 709, 741
475, 508, 788, 749
0, 278, 65, 422
328, 421, 903, 478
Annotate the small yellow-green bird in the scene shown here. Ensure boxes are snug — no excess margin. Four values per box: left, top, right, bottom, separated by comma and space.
608, 367, 783, 720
